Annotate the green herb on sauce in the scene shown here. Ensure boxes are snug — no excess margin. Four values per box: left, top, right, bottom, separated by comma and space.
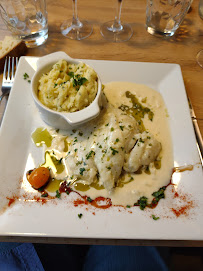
110, 147, 118, 155
119, 125, 124, 131
55, 190, 61, 199
86, 150, 95, 160
135, 196, 148, 210
118, 91, 154, 132
79, 168, 86, 176
152, 186, 166, 203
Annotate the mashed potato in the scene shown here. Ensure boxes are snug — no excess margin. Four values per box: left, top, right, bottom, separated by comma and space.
38, 60, 98, 112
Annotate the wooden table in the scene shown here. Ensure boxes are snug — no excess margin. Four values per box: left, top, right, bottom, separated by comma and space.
0, 0, 202, 245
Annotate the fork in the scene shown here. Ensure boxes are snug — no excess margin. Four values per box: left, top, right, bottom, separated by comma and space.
0, 57, 18, 102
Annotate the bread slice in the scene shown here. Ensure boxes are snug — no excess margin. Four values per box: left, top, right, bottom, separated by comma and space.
0, 36, 27, 72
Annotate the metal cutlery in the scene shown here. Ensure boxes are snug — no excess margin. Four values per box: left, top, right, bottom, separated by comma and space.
0, 57, 18, 103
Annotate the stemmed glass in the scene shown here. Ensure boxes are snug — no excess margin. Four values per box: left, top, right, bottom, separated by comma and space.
196, 1, 203, 67
100, 0, 133, 42
196, 50, 203, 68
61, 0, 92, 40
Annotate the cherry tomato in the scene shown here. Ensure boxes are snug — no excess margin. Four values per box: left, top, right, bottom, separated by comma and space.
28, 167, 50, 189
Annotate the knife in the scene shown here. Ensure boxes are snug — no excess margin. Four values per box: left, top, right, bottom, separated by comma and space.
188, 97, 203, 164
199, 0, 203, 19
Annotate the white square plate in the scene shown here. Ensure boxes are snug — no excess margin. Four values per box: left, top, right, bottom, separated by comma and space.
0, 57, 202, 241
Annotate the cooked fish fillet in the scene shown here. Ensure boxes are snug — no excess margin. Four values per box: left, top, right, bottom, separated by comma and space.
124, 131, 162, 173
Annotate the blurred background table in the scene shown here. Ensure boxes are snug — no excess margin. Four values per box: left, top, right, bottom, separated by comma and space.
0, 0, 202, 134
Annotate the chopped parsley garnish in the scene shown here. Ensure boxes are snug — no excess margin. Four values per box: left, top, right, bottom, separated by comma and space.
105, 123, 109, 126
79, 168, 86, 176
135, 196, 148, 210
126, 205, 131, 208
119, 125, 124, 131
23, 73, 29, 80
70, 73, 88, 90
68, 72, 74, 77
41, 192, 48, 198
86, 150, 95, 160
152, 186, 166, 202
110, 147, 118, 155
28, 80, 31, 83
99, 145, 102, 148
78, 213, 83, 219
149, 186, 166, 207
74, 149, 78, 152
79, 132, 83, 136
106, 166, 111, 170
87, 197, 93, 202
55, 190, 61, 199
115, 138, 119, 142
139, 138, 145, 143
152, 215, 160, 220
54, 83, 57, 88
110, 127, 114, 132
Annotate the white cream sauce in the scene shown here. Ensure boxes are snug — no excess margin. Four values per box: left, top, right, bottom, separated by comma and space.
45, 82, 174, 206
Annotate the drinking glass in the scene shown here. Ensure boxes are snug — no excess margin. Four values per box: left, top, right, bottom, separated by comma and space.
61, 0, 93, 40
146, 0, 192, 37
196, 1, 203, 67
100, 0, 133, 42
0, 0, 48, 48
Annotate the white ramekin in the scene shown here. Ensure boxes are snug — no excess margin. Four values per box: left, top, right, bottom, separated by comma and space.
31, 51, 102, 130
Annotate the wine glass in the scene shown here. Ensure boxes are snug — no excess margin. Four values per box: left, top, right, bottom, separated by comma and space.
61, 0, 92, 40
100, 0, 133, 42
196, 50, 203, 68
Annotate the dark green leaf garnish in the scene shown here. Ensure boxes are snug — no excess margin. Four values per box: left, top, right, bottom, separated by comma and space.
152, 186, 166, 202
23, 73, 29, 80
86, 150, 95, 160
79, 168, 85, 175
56, 190, 61, 198
41, 192, 48, 197
87, 197, 92, 202
110, 147, 118, 155
135, 196, 148, 210
152, 215, 160, 220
